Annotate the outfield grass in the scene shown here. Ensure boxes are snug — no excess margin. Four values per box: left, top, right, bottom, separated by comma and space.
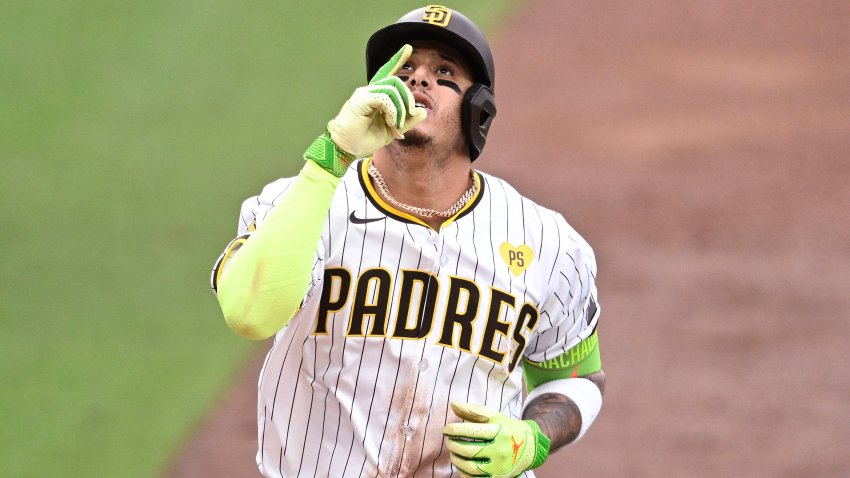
0, 1, 513, 476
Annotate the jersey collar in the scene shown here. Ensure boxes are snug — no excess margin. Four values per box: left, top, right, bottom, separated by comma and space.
357, 158, 484, 229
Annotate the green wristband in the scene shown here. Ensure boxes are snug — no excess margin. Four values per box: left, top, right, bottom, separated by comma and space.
303, 131, 355, 178
525, 419, 551, 469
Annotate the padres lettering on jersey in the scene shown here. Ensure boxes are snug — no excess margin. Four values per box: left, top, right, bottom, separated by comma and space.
216, 159, 599, 478
313, 267, 539, 372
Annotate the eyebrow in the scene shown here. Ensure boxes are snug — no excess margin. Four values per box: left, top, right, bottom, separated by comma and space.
437, 51, 460, 65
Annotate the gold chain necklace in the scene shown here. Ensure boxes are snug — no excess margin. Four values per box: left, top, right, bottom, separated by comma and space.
367, 161, 478, 218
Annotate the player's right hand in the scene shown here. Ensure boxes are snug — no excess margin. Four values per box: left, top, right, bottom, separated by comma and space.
327, 44, 427, 158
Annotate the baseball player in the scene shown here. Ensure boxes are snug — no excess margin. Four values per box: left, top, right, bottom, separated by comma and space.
211, 5, 605, 477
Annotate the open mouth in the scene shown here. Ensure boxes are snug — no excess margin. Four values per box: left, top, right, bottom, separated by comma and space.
412, 91, 433, 110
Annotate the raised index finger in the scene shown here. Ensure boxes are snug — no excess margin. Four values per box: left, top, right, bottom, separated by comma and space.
369, 44, 412, 85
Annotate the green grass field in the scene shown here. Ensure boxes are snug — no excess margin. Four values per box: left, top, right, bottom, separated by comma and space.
0, 2, 513, 476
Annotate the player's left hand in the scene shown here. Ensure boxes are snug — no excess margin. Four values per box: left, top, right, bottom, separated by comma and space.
442, 401, 551, 478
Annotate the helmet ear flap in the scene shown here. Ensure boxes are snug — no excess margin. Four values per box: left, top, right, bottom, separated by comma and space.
461, 83, 497, 161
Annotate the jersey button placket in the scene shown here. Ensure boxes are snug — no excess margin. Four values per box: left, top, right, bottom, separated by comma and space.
428, 232, 443, 274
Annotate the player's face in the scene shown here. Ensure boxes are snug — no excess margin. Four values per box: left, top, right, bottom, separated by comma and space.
394, 41, 474, 155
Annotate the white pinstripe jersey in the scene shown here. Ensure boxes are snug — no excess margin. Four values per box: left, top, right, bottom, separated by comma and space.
217, 159, 600, 478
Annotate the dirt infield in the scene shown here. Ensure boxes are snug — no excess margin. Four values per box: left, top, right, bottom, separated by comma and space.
165, 1, 850, 476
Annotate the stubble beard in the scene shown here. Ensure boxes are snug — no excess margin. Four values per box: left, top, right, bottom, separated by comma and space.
387, 110, 466, 170
397, 129, 435, 150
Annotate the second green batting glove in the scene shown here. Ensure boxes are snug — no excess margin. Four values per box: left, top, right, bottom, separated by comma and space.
443, 401, 551, 478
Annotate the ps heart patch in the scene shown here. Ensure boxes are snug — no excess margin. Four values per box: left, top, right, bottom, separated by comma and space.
500, 243, 533, 276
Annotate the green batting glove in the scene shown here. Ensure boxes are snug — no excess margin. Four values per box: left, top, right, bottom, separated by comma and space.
302, 130, 355, 178
443, 401, 551, 478
326, 44, 427, 158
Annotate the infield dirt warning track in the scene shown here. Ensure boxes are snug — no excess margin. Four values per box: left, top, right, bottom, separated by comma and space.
165, 1, 850, 476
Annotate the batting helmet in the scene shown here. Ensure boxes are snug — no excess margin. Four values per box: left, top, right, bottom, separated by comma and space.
366, 5, 497, 161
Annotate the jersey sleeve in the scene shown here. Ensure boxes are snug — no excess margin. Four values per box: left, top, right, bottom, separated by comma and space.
524, 216, 600, 364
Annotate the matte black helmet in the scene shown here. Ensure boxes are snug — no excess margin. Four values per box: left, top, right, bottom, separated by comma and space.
366, 5, 497, 160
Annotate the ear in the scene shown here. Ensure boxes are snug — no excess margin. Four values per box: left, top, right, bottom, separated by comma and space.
461, 84, 497, 161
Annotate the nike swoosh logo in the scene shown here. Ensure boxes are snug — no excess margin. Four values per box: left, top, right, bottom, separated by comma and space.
349, 212, 385, 224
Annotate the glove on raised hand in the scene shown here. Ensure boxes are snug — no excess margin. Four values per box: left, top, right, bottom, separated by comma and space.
443, 402, 551, 478
327, 43, 427, 158
304, 44, 427, 177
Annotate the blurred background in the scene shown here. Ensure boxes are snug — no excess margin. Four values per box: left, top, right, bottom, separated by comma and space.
2, 1, 848, 477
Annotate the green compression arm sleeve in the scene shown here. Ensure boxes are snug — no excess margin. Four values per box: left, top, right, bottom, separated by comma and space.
216, 160, 339, 339
523, 331, 602, 391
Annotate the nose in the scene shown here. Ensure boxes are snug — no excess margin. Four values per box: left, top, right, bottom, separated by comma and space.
406, 65, 431, 89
